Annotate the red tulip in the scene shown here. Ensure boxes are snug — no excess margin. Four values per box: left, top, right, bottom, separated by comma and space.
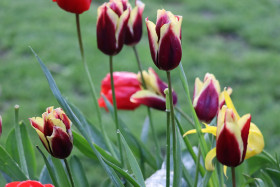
6, 180, 54, 187
146, 9, 182, 71
52, 0, 91, 14
29, 107, 73, 159
124, 0, 145, 45
97, 0, 130, 55
130, 68, 177, 110
216, 106, 251, 167
98, 72, 141, 110
193, 73, 220, 122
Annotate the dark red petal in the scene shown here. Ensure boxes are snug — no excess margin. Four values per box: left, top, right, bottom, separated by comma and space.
109, 2, 122, 17
124, 11, 143, 45
194, 82, 219, 122
49, 127, 73, 159
216, 126, 242, 167
155, 13, 170, 39
146, 18, 157, 65
97, 6, 119, 56
133, 95, 166, 111
61, 113, 71, 130
43, 119, 55, 137
241, 116, 251, 161
55, 0, 91, 14
157, 28, 182, 71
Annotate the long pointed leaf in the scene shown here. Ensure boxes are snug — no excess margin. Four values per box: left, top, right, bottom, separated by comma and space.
31, 48, 124, 186
69, 156, 89, 187
39, 166, 52, 185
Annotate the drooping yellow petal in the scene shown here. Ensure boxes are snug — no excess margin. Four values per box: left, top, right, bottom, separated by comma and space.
205, 147, 216, 171
224, 90, 240, 119
245, 122, 264, 159
183, 123, 217, 137
224, 166, 228, 178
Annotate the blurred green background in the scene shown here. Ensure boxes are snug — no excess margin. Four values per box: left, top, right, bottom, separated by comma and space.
1, 0, 280, 185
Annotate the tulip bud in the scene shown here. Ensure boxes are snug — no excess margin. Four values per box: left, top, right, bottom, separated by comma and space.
97, 0, 130, 56
193, 73, 221, 122
146, 9, 182, 71
29, 107, 73, 159
130, 67, 177, 110
98, 72, 141, 110
124, 0, 145, 45
216, 106, 251, 167
52, 0, 91, 14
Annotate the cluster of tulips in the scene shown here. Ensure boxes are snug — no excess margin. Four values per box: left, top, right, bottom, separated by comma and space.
1, 0, 276, 187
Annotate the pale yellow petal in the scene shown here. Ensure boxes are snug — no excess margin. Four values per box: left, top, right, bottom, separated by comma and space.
205, 147, 216, 171
245, 123, 264, 159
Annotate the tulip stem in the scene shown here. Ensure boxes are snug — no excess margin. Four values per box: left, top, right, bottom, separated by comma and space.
75, 14, 116, 158
166, 109, 171, 187
174, 106, 195, 128
166, 71, 178, 187
64, 159, 75, 187
109, 55, 124, 167
132, 46, 161, 165
231, 167, 236, 187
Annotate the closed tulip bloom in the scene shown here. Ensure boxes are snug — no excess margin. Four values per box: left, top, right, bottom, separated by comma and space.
124, 0, 145, 45
216, 106, 251, 167
146, 9, 182, 71
131, 67, 177, 110
98, 72, 141, 110
29, 107, 73, 159
97, 0, 130, 55
193, 73, 221, 122
6, 180, 54, 187
52, 0, 91, 14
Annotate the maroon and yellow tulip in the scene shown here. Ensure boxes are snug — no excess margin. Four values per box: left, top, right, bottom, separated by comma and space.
97, 0, 130, 56
98, 72, 142, 110
124, 0, 145, 45
130, 67, 177, 110
193, 73, 221, 122
146, 9, 182, 71
29, 107, 73, 159
52, 0, 91, 14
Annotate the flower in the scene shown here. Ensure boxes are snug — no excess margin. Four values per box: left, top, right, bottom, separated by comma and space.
98, 72, 142, 110
146, 9, 182, 71
193, 73, 220, 122
124, 0, 145, 45
97, 0, 130, 56
184, 91, 264, 170
130, 67, 177, 110
52, 0, 91, 14
29, 107, 73, 159
6, 180, 54, 187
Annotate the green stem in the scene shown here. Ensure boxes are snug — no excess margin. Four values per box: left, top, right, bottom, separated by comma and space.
109, 56, 124, 167
219, 163, 224, 187
132, 46, 161, 164
75, 14, 116, 158
166, 71, 178, 187
174, 106, 195, 128
231, 167, 236, 187
194, 144, 201, 187
64, 159, 75, 187
166, 110, 171, 187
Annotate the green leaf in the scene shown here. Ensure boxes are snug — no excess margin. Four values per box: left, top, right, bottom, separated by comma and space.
173, 127, 182, 187
36, 146, 59, 187
265, 168, 280, 186
102, 95, 158, 170
140, 116, 149, 143
39, 166, 52, 185
242, 174, 265, 187
19, 121, 37, 179
51, 157, 71, 187
119, 131, 145, 187
260, 170, 276, 186
6, 129, 20, 163
73, 131, 121, 167
69, 156, 89, 187
246, 154, 270, 175
0, 145, 27, 181
31, 48, 124, 186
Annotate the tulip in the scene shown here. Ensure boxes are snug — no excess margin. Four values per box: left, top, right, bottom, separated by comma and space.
146, 9, 182, 71
98, 72, 142, 110
6, 180, 54, 187
184, 91, 264, 171
130, 67, 177, 110
52, 0, 91, 14
193, 73, 221, 122
124, 0, 145, 45
29, 107, 73, 159
97, 0, 130, 56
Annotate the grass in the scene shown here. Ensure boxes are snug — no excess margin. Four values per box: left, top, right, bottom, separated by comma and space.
1, 0, 280, 185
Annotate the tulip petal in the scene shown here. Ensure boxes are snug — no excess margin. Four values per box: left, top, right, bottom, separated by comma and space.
29, 117, 44, 133
35, 129, 51, 153
131, 90, 166, 110
116, 9, 130, 48
219, 87, 232, 108
245, 122, 264, 159
47, 127, 73, 159
146, 18, 158, 64
205, 147, 216, 171
157, 23, 182, 71
224, 90, 240, 119
156, 9, 170, 38
183, 123, 217, 137
223, 166, 228, 178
